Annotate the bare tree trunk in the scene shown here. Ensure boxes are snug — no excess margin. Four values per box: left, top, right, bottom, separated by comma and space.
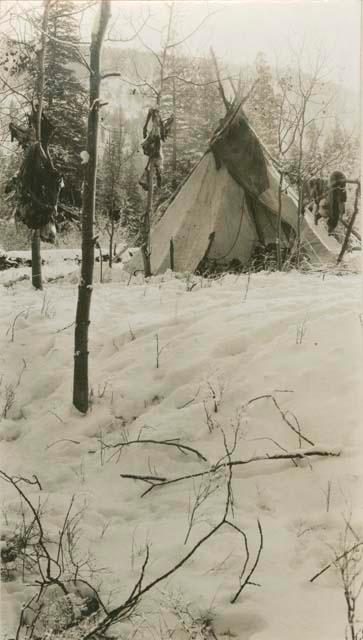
141, 160, 154, 277
73, 0, 111, 413
172, 78, 177, 191
32, 0, 50, 290
276, 171, 283, 270
31, 230, 43, 290
296, 183, 303, 266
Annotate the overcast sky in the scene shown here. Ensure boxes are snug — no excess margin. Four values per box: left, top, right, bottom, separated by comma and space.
2, 1, 361, 92
101, 0, 361, 93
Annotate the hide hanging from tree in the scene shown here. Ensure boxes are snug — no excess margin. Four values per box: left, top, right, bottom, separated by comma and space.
139, 108, 174, 191
8, 107, 64, 242
306, 177, 328, 224
328, 171, 347, 234
306, 171, 347, 234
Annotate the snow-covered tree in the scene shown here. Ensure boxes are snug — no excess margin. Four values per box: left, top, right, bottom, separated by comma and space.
2, 0, 88, 206
98, 109, 143, 265
247, 52, 279, 156
36, 0, 88, 205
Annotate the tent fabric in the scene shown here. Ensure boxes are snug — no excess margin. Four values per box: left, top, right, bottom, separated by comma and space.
211, 112, 269, 196
131, 153, 258, 274
128, 106, 346, 275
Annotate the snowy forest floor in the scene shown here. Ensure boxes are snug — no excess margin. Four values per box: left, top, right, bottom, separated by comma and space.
0, 252, 362, 640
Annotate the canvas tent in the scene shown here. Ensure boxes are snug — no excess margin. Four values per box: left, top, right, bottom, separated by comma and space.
127, 101, 351, 275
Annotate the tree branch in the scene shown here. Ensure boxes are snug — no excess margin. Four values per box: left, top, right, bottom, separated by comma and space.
210, 46, 231, 113
310, 542, 363, 583
100, 436, 208, 462
121, 447, 341, 497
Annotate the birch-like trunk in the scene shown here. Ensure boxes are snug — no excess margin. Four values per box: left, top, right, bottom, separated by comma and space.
276, 171, 284, 270
73, 0, 111, 413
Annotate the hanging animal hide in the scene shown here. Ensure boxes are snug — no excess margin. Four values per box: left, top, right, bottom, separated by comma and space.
8, 109, 63, 242
306, 177, 328, 225
139, 108, 174, 191
328, 170, 346, 234
307, 172, 346, 234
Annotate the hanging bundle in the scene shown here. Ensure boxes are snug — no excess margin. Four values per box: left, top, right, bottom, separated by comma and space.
307, 171, 347, 234
8, 108, 64, 242
139, 108, 174, 191
328, 170, 346, 234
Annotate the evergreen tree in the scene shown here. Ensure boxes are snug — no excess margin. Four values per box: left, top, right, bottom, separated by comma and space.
41, 0, 88, 205
98, 109, 143, 251
97, 109, 126, 262
322, 120, 360, 177
157, 55, 223, 208
3, 0, 88, 206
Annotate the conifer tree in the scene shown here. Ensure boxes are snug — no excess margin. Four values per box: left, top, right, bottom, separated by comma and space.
5, 0, 88, 206
41, 0, 88, 206
247, 52, 279, 156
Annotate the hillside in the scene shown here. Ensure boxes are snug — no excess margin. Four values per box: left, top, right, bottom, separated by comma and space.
0, 256, 361, 639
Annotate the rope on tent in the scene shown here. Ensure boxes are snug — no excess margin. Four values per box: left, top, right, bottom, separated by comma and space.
245, 193, 265, 245
212, 192, 246, 262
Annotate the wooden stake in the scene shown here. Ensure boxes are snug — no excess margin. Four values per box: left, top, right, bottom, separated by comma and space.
337, 182, 360, 264
170, 237, 175, 271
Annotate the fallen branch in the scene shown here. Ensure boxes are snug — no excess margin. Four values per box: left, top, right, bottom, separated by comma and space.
121, 447, 341, 497
78, 449, 240, 636
46, 439, 81, 450
309, 541, 363, 583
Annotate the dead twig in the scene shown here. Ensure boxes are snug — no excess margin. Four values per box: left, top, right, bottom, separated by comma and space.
310, 542, 363, 583
100, 436, 208, 462
227, 519, 263, 602
79, 449, 238, 636
55, 320, 75, 333
246, 394, 314, 447
45, 439, 81, 450
6, 309, 28, 342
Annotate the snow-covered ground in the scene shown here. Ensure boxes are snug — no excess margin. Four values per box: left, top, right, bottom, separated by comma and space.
0, 251, 362, 639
